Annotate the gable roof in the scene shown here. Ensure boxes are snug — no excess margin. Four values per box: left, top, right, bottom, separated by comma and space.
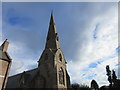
6, 68, 38, 88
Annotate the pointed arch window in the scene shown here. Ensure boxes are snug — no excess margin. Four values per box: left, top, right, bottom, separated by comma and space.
59, 54, 62, 62
59, 68, 64, 85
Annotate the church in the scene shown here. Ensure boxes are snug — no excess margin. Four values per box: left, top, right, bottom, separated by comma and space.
6, 13, 71, 89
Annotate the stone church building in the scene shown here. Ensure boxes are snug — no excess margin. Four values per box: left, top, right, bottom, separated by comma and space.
6, 13, 70, 89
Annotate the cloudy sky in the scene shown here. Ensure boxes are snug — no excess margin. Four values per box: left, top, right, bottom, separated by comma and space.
1, 2, 119, 87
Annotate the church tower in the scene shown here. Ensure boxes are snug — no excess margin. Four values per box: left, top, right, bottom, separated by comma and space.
38, 13, 70, 89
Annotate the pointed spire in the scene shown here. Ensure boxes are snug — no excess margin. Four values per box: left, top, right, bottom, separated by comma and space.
45, 12, 60, 50
49, 11, 55, 28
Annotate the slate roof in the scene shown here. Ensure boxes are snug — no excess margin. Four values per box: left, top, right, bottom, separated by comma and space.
6, 68, 38, 88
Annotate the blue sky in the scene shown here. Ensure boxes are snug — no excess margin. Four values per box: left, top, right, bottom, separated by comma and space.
1, 2, 119, 87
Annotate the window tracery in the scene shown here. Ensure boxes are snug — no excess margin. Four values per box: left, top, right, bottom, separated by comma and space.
59, 68, 64, 85
59, 54, 62, 62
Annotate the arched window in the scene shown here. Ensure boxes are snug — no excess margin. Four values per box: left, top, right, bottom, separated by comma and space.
45, 53, 48, 60
59, 68, 64, 85
59, 54, 62, 62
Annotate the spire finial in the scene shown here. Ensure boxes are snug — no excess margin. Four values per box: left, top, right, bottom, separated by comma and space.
51, 10, 53, 16
50, 10, 55, 25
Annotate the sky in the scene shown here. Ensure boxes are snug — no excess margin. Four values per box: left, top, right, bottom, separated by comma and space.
1, 0, 120, 2
0, 2, 119, 87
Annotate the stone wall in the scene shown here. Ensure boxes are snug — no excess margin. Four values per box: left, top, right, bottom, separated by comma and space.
0, 59, 9, 89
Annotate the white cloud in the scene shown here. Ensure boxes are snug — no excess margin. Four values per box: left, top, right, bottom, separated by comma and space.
116, 65, 120, 79
9, 59, 24, 76
2, 0, 119, 2
67, 4, 118, 87
0, 2, 2, 43
8, 41, 38, 76
1, 2, 118, 88
9, 58, 38, 76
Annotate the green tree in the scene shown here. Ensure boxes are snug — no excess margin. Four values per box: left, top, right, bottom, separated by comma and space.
106, 65, 112, 87
106, 65, 120, 88
71, 83, 91, 90
91, 80, 99, 90
112, 70, 117, 80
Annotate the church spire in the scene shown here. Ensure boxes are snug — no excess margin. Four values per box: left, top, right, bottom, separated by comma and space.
45, 12, 60, 49
50, 11, 55, 26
